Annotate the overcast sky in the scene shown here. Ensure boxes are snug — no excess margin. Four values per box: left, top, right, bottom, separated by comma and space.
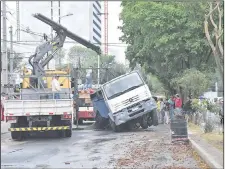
2, 1, 127, 64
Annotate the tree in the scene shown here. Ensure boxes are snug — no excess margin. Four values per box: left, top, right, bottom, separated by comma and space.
55, 48, 66, 67
67, 45, 127, 84
119, 1, 217, 94
171, 69, 210, 98
204, 0, 224, 79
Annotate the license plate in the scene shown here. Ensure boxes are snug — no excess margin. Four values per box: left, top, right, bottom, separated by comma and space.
132, 107, 139, 111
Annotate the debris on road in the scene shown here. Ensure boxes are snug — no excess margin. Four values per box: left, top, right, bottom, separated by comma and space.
115, 126, 210, 169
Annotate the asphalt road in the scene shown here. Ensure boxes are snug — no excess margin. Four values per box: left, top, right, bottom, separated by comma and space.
1, 124, 205, 169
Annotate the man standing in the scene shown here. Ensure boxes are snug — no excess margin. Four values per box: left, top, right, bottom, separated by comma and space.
84, 66, 93, 89
159, 98, 165, 124
168, 96, 175, 121
51, 75, 61, 99
174, 94, 182, 116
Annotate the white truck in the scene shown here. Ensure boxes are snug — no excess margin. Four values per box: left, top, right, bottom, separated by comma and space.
91, 71, 158, 132
2, 90, 73, 140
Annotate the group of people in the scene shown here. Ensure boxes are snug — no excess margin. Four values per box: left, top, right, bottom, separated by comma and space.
154, 94, 183, 124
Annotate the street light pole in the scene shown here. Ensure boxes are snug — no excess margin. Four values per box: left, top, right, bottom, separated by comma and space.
9, 26, 13, 74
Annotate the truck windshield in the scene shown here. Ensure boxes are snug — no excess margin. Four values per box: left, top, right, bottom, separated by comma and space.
103, 72, 144, 100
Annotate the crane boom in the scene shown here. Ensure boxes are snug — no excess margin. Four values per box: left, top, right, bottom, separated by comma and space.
29, 13, 101, 77
33, 13, 101, 55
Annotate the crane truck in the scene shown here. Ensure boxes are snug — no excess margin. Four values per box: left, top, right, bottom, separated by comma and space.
2, 13, 101, 140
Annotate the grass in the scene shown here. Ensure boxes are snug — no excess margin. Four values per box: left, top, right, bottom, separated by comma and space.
188, 123, 223, 152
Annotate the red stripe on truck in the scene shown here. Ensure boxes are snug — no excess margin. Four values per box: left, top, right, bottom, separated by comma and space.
78, 111, 95, 118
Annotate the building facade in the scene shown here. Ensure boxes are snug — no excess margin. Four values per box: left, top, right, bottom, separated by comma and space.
89, 1, 102, 45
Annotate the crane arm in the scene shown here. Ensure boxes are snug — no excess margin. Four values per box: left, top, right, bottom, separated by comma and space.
29, 13, 101, 77
33, 13, 101, 55
29, 29, 66, 76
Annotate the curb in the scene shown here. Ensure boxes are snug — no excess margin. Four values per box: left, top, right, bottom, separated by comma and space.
189, 137, 223, 169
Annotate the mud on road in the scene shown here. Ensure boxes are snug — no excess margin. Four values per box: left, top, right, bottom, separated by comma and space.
1, 124, 208, 169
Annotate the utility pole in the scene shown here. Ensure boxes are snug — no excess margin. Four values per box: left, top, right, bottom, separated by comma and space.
9, 26, 14, 74
16, 1, 20, 41
97, 55, 100, 86
58, 1, 61, 67
2, 1, 8, 93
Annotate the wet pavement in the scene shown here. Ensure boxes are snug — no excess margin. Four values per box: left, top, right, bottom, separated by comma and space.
1, 124, 206, 169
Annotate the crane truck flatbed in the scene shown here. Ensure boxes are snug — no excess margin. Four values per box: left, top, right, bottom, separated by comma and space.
3, 13, 102, 141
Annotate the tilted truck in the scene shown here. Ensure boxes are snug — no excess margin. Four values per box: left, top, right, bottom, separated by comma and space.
2, 13, 101, 140
91, 71, 158, 132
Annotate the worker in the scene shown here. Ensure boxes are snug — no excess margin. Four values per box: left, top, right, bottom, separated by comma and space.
51, 75, 61, 99
157, 98, 161, 123
84, 66, 93, 90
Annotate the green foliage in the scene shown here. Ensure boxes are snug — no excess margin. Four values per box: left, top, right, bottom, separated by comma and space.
191, 99, 205, 112
55, 48, 66, 60
67, 45, 127, 84
171, 69, 210, 97
119, 1, 216, 94
207, 101, 221, 114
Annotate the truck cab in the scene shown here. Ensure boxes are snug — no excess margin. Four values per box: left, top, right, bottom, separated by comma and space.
91, 71, 158, 132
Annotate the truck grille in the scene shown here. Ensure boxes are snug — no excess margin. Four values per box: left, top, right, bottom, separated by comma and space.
114, 91, 149, 111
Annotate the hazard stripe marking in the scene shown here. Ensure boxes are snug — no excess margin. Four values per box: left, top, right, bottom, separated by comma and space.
8, 126, 70, 132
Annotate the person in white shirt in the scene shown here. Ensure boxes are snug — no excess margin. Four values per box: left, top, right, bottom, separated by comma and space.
51, 76, 61, 99
84, 66, 93, 89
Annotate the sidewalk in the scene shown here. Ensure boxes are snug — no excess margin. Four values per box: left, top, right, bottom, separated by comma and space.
189, 132, 223, 169
1, 121, 9, 134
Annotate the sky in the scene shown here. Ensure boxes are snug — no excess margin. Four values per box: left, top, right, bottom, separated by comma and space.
1, 1, 127, 66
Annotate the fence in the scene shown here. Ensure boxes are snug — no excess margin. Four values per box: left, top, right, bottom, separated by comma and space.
188, 111, 223, 133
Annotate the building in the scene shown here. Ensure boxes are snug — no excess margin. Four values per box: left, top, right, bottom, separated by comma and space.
89, 1, 102, 46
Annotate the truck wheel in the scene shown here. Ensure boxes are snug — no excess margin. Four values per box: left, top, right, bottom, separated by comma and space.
151, 109, 158, 126
73, 117, 77, 125
10, 123, 23, 141
109, 118, 121, 132
140, 114, 148, 129
95, 111, 108, 129
78, 119, 83, 125
65, 129, 72, 137
65, 121, 72, 138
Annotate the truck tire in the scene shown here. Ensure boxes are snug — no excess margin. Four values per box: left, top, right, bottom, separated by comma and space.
151, 109, 158, 126
10, 123, 23, 141
109, 118, 121, 132
65, 121, 72, 138
95, 111, 108, 129
78, 119, 83, 125
73, 117, 77, 125
140, 114, 148, 129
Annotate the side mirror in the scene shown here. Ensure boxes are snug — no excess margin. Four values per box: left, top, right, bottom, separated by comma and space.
60, 84, 63, 86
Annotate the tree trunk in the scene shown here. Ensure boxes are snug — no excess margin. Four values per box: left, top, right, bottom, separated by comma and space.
204, 2, 224, 80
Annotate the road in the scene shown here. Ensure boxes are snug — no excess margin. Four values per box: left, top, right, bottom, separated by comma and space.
1, 124, 206, 169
